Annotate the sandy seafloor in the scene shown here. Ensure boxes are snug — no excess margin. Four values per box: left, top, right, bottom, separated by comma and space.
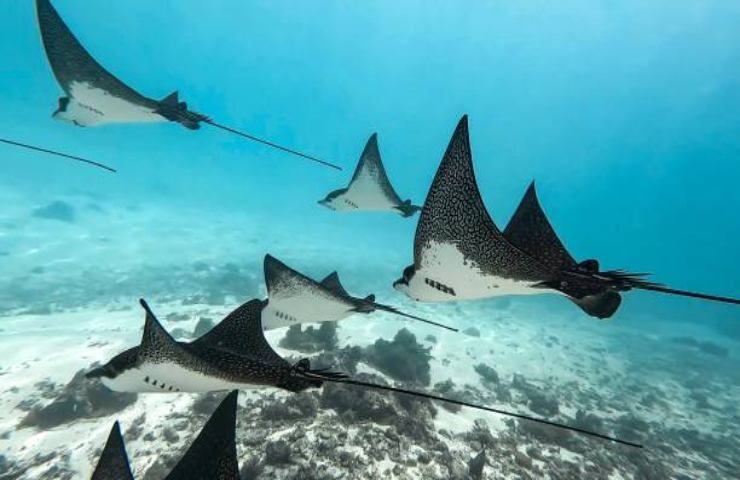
0, 186, 738, 480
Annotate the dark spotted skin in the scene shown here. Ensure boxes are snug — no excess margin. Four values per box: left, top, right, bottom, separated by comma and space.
88, 299, 321, 392
90, 422, 134, 480
503, 182, 577, 271
502, 181, 626, 318
92, 392, 241, 479
36, 0, 205, 129
36, 0, 159, 109
413, 115, 554, 282
163, 390, 240, 480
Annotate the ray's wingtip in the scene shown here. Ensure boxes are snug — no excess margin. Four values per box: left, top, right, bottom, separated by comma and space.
452, 114, 469, 138
224, 389, 239, 404
138, 298, 156, 317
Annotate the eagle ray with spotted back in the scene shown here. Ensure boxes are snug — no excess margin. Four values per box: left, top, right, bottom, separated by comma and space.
87, 299, 320, 393
263, 254, 456, 331
35, 0, 341, 169
394, 115, 555, 303
87, 301, 640, 448
319, 134, 420, 216
394, 115, 740, 317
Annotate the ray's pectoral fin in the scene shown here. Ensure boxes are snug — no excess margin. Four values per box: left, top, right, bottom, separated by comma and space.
534, 277, 623, 319
91, 421, 134, 480
163, 390, 240, 479
568, 291, 623, 319
137, 298, 201, 377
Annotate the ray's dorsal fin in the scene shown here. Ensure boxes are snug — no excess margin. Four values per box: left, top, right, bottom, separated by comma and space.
91, 421, 134, 480
415, 116, 548, 279
164, 390, 240, 480
160, 91, 180, 106
320, 271, 350, 297
193, 299, 288, 367
503, 181, 577, 271
36, 0, 155, 107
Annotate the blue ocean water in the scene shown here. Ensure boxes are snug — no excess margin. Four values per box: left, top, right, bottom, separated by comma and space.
0, 1, 738, 479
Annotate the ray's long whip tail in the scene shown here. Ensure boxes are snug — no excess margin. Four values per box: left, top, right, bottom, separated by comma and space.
0, 137, 116, 173
298, 370, 643, 449
202, 119, 343, 171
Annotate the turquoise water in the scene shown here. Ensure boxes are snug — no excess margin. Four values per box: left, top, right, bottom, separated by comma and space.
1, 1, 738, 479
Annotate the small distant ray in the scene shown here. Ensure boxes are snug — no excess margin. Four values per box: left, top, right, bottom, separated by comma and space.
319, 133, 421, 216
0, 137, 115, 173
393, 115, 740, 318
90, 421, 134, 480
88, 298, 641, 448
35, 0, 340, 170
263, 254, 456, 332
90, 391, 240, 479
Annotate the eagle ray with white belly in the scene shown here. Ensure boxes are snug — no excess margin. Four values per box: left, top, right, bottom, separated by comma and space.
393, 115, 740, 318
319, 133, 421, 216
88, 298, 642, 448
262, 254, 456, 332
35, 0, 340, 171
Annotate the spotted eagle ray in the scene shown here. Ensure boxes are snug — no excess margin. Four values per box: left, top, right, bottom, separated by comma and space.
88, 298, 641, 447
262, 254, 456, 332
35, 0, 340, 171
319, 133, 421, 216
90, 390, 240, 479
393, 115, 740, 318
0, 137, 115, 173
